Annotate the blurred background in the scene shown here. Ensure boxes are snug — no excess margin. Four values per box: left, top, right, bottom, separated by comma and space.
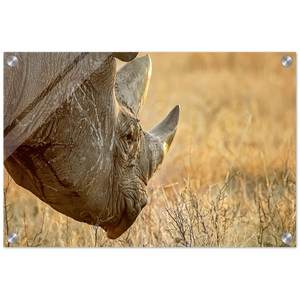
4, 52, 296, 247
141, 52, 296, 185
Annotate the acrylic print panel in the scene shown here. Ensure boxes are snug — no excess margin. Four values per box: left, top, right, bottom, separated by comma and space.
2, 49, 298, 249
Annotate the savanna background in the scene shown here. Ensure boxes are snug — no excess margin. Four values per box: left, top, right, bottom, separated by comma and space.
3, 52, 296, 247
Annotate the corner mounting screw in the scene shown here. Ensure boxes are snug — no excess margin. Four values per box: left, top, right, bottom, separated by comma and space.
7, 232, 19, 244
281, 232, 293, 244
281, 55, 293, 67
7, 55, 19, 67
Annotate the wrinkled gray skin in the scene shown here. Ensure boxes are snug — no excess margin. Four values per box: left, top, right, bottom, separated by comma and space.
4, 52, 180, 239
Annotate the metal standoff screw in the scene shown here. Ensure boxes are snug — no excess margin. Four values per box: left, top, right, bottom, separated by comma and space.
7, 232, 19, 244
281, 232, 293, 244
7, 55, 19, 67
281, 55, 293, 67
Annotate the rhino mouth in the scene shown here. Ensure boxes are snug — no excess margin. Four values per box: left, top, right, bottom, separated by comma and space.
102, 196, 147, 239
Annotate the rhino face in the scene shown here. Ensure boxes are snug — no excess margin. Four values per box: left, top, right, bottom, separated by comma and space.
104, 55, 180, 238
106, 109, 146, 238
4, 52, 180, 239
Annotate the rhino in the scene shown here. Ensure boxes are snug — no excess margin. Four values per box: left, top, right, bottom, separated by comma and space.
4, 52, 180, 239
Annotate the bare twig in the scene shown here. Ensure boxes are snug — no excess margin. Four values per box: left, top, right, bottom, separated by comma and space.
3, 175, 13, 247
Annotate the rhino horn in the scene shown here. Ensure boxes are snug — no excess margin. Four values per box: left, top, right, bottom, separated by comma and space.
115, 55, 152, 116
147, 105, 180, 172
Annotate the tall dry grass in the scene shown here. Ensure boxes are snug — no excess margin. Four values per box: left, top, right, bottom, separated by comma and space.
3, 52, 296, 247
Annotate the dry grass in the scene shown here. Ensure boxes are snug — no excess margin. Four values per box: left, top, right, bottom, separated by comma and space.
3, 52, 296, 247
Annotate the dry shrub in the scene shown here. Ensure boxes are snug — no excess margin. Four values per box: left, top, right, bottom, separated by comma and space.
163, 171, 296, 247
165, 173, 242, 247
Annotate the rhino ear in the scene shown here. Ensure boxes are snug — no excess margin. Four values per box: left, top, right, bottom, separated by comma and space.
115, 55, 152, 116
112, 52, 138, 62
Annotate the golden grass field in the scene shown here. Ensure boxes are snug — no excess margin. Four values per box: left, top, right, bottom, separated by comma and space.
3, 52, 296, 247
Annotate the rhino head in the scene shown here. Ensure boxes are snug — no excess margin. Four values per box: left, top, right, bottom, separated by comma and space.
4, 52, 180, 239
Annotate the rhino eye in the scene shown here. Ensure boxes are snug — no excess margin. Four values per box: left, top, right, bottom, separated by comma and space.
126, 132, 134, 141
